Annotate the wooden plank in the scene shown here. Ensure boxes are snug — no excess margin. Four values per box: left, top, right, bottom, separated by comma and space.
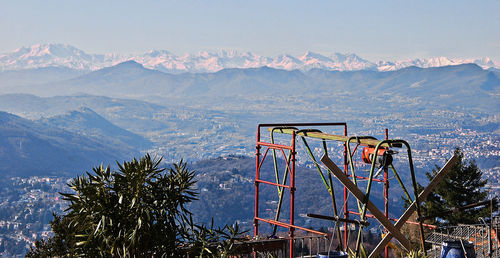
368, 154, 458, 258
320, 155, 411, 250
268, 128, 391, 147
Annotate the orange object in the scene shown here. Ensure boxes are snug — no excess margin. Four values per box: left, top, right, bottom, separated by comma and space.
362, 146, 387, 164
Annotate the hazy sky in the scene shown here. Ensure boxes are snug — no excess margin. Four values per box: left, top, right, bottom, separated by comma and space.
1, 0, 499, 61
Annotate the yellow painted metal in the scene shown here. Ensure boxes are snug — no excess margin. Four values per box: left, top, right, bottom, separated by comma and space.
267, 128, 392, 147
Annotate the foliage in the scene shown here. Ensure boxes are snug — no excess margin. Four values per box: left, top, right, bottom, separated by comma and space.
26, 214, 76, 257
417, 148, 490, 226
348, 245, 367, 258
403, 249, 428, 258
27, 154, 246, 257
184, 219, 248, 257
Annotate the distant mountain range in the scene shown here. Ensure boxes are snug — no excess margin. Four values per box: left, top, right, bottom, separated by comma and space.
0, 110, 146, 177
0, 50, 498, 177
1, 43, 498, 73
2, 60, 497, 114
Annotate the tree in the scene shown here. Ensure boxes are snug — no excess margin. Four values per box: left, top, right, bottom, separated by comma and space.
414, 148, 490, 226
27, 154, 246, 257
25, 214, 77, 257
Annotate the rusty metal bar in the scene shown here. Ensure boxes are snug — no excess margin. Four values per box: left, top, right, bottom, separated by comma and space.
257, 148, 270, 171
255, 179, 291, 189
254, 217, 328, 236
257, 141, 293, 150
307, 213, 369, 226
348, 174, 385, 182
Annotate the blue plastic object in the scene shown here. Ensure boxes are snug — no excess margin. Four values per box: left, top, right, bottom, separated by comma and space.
317, 251, 348, 258
440, 240, 476, 258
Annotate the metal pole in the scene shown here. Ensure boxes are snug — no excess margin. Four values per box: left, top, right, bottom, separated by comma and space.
255, 125, 261, 238
404, 141, 427, 255
272, 138, 293, 236
355, 141, 386, 256
384, 128, 389, 258
254, 126, 261, 258
289, 130, 296, 258
344, 124, 349, 251
489, 198, 493, 257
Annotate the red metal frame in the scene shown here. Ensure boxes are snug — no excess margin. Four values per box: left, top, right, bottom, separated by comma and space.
254, 123, 347, 258
254, 123, 413, 258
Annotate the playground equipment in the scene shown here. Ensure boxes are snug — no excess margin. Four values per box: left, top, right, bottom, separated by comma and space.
253, 123, 458, 258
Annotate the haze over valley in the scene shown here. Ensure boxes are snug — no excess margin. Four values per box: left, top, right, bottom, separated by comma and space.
1, 43, 499, 257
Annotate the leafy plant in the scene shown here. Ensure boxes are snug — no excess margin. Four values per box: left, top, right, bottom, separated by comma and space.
404, 249, 428, 258
184, 218, 248, 257
27, 154, 246, 257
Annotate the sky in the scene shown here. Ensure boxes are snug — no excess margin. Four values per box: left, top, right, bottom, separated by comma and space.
0, 0, 499, 61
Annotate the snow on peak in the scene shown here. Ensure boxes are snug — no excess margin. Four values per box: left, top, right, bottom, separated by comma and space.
0, 44, 498, 73
300, 51, 330, 61
0, 43, 115, 70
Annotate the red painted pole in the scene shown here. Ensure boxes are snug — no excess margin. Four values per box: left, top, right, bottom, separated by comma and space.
289, 130, 296, 258
254, 126, 261, 238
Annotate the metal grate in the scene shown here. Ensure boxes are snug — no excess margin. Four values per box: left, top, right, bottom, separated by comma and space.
425, 218, 500, 258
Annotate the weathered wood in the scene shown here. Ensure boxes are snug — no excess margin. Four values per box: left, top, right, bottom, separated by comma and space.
268, 128, 392, 147
368, 154, 458, 258
320, 154, 411, 250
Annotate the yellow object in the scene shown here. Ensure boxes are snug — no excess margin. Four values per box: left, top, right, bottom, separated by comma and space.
381, 233, 398, 250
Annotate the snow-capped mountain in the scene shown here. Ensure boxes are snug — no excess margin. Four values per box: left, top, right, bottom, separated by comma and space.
0, 44, 129, 71
0, 44, 498, 73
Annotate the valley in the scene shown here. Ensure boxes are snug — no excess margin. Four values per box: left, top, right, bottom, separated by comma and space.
0, 61, 498, 256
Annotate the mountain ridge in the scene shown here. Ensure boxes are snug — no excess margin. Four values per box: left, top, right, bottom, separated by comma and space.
0, 110, 138, 177
1, 43, 498, 73
2, 61, 498, 115
38, 107, 152, 151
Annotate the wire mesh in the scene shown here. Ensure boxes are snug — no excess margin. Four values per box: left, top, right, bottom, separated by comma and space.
425, 217, 500, 258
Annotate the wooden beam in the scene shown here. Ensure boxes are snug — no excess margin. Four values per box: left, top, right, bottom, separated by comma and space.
368, 154, 458, 258
268, 128, 392, 147
320, 154, 411, 250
